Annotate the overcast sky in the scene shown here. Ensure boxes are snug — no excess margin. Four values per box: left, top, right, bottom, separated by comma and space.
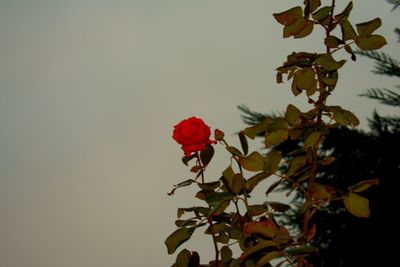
0, 1, 398, 266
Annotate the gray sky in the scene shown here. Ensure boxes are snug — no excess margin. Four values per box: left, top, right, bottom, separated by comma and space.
0, 1, 398, 266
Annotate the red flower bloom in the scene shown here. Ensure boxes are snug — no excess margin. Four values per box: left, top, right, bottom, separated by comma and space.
173, 117, 215, 156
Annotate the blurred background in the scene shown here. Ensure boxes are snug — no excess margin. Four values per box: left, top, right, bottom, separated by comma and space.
0, 1, 398, 266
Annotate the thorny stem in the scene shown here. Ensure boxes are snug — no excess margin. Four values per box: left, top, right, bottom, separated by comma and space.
311, 0, 337, 191
195, 152, 205, 184
326, 0, 336, 54
195, 152, 219, 266
208, 218, 220, 267
235, 159, 251, 216
316, 0, 336, 124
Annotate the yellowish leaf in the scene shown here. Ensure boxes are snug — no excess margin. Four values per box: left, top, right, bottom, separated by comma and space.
343, 193, 370, 218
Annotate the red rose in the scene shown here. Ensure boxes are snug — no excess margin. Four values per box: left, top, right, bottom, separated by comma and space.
173, 117, 215, 156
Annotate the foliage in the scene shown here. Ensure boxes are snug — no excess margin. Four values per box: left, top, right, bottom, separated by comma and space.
238, 1, 400, 266
165, 1, 386, 266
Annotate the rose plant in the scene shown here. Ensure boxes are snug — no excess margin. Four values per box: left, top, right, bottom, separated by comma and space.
165, 1, 385, 266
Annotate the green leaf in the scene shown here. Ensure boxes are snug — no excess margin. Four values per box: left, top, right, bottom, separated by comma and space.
223, 165, 234, 181
181, 154, 196, 166
226, 146, 243, 157
315, 53, 344, 71
304, 132, 321, 147
264, 201, 291, 212
293, 68, 316, 90
210, 200, 230, 216
304, 0, 321, 16
221, 246, 233, 264
239, 131, 249, 156
177, 208, 185, 219
175, 219, 197, 227
266, 118, 288, 132
228, 224, 243, 240
265, 180, 282, 197
243, 221, 278, 238
309, 183, 333, 200
274, 226, 292, 244
198, 181, 221, 191
243, 119, 269, 139
222, 165, 235, 190
230, 259, 241, 267
343, 193, 370, 218
195, 190, 207, 200
276, 71, 283, 84
168, 179, 195, 196
256, 251, 283, 266
285, 104, 302, 126
273, 6, 303, 26
165, 227, 195, 254
248, 204, 269, 217
240, 240, 277, 260
215, 232, 230, 244
303, 108, 318, 120
188, 251, 200, 267
344, 45, 356, 61
356, 18, 382, 36
322, 75, 338, 87
312, 6, 332, 21
324, 35, 343, 48
200, 144, 214, 166
322, 77, 337, 86
177, 207, 209, 219
294, 20, 314, 38
355, 35, 387, 51
328, 106, 359, 126
176, 179, 194, 187
340, 19, 357, 41
348, 179, 379, 193
263, 151, 282, 175
232, 174, 244, 195
324, 70, 339, 89
174, 250, 200, 267
246, 172, 270, 192
285, 246, 318, 256
176, 249, 191, 267
287, 156, 307, 176
265, 130, 288, 147
291, 82, 302, 96
334, 1, 353, 23
212, 224, 228, 234
206, 222, 227, 234
283, 19, 311, 38
306, 83, 318, 96
206, 192, 232, 205
240, 152, 264, 172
